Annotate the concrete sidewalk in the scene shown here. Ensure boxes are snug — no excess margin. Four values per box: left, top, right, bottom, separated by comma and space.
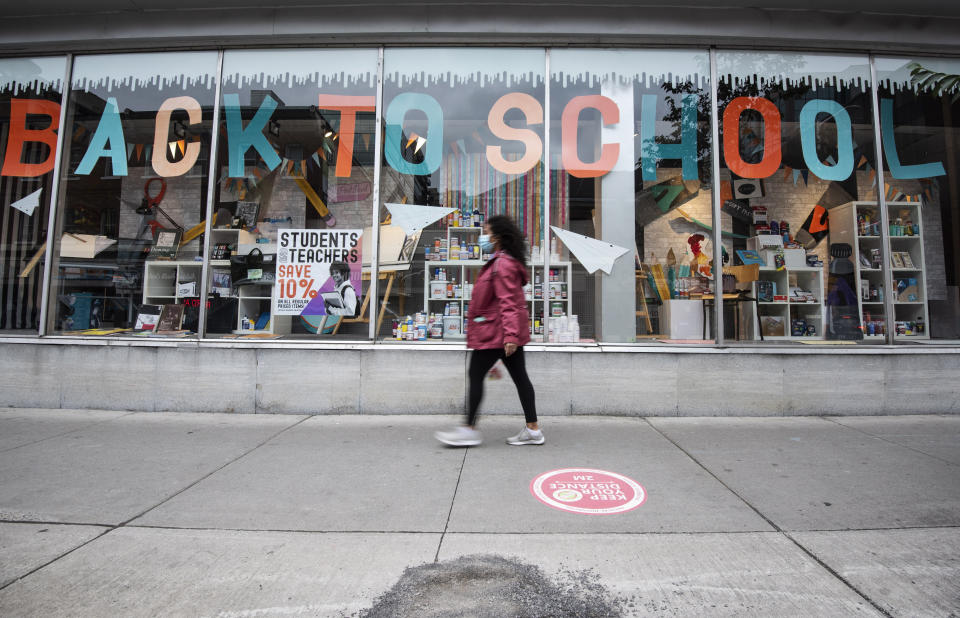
0, 409, 958, 617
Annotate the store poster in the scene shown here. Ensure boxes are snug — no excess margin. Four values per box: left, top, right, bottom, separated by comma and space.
274, 229, 362, 318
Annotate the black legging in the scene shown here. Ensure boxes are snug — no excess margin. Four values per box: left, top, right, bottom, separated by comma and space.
467, 347, 537, 427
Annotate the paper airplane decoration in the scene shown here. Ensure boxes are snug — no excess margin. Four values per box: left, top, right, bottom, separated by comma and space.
550, 226, 629, 275
384, 203, 456, 235
11, 188, 41, 217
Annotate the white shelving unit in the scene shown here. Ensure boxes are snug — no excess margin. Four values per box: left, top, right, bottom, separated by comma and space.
830, 201, 929, 340
742, 265, 825, 340
421, 226, 572, 340
142, 229, 290, 335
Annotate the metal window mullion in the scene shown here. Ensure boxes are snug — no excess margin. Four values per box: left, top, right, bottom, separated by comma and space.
368, 47, 385, 341
197, 49, 225, 339
543, 48, 551, 344
709, 47, 724, 344
869, 55, 895, 345
39, 53, 73, 336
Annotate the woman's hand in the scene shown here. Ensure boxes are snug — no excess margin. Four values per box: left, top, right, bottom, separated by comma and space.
504, 342, 518, 357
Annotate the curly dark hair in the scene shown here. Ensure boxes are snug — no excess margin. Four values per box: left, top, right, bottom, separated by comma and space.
486, 215, 527, 264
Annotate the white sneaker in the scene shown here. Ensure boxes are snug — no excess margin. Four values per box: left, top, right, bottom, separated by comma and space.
435, 426, 482, 447
507, 427, 545, 446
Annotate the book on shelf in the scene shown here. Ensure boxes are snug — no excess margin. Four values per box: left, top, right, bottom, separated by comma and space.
134, 304, 163, 331
149, 229, 182, 260
156, 303, 185, 332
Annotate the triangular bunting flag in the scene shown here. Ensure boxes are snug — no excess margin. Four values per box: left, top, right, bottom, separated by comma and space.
126, 143, 136, 159
414, 136, 427, 154
801, 170, 809, 185
177, 140, 185, 155
783, 166, 793, 181
405, 134, 419, 149
450, 141, 460, 155
168, 141, 178, 157
312, 153, 321, 167
135, 143, 144, 161
471, 131, 484, 146
857, 155, 867, 169
825, 155, 836, 166
362, 133, 371, 149
457, 138, 467, 155
793, 169, 802, 185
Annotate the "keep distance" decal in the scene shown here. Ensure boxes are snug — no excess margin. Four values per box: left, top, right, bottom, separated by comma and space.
530, 468, 646, 515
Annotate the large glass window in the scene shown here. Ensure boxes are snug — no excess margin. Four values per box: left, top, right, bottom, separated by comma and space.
213, 49, 378, 340
549, 50, 713, 343
49, 52, 219, 336
875, 57, 960, 341
0, 56, 65, 333
717, 52, 877, 343
377, 48, 545, 343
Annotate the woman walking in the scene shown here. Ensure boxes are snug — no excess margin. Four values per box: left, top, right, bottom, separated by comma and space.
435, 215, 543, 447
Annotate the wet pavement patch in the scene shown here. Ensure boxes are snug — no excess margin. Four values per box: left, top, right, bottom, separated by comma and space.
356, 554, 624, 617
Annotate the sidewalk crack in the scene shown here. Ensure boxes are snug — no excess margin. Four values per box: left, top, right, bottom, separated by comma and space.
434, 447, 468, 563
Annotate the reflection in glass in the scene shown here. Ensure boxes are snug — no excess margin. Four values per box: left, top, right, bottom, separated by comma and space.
717, 52, 876, 342
378, 49, 545, 342
213, 49, 378, 339
50, 52, 218, 336
550, 50, 713, 343
0, 57, 65, 333
875, 57, 960, 341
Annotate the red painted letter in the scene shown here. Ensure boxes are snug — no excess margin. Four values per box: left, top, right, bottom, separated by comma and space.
722, 96, 781, 179
2, 99, 60, 177
317, 95, 376, 178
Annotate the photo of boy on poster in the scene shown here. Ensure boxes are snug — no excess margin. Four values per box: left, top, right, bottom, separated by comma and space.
324, 261, 358, 317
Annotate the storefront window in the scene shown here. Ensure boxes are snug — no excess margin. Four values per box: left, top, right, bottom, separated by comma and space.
717, 52, 877, 342
549, 50, 713, 343
0, 56, 65, 333
48, 52, 218, 336
875, 57, 960, 341
213, 49, 378, 339
378, 48, 545, 342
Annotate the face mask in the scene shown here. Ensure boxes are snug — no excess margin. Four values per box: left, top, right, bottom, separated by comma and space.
479, 234, 495, 253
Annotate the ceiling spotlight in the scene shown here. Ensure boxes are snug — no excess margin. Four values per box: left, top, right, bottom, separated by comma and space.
324, 130, 333, 137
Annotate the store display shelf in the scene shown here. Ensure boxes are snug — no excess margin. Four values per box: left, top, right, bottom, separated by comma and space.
860, 268, 881, 272
758, 265, 821, 272
895, 301, 925, 305
892, 268, 922, 272
758, 301, 788, 305
862, 301, 884, 305
858, 235, 882, 239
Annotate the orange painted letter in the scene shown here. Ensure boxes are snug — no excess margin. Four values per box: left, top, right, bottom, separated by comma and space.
561, 95, 620, 179
722, 96, 781, 179
317, 95, 376, 178
2, 99, 60, 177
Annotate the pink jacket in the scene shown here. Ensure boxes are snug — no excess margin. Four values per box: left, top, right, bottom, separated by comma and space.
467, 252, 531, 349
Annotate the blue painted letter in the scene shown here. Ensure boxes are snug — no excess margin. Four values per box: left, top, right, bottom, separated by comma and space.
799, 99, 854, 181
384, 93, 443, 175
75, 97, 127, 176
224, 93, 281, 178
640, 94, 699, 181
881, 98, 945, 179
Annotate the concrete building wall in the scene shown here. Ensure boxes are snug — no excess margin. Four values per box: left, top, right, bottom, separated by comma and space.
2, 339, 957, 416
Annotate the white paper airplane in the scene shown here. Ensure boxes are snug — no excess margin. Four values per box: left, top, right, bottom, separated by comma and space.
385, 203, 456, 235
11, 188, 41, 217
550, 226, 630, 275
